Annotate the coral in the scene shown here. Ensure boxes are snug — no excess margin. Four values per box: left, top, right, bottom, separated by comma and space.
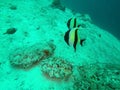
72, 63, 120, 90
40, 57, 73, 81
9, 42, 55, 69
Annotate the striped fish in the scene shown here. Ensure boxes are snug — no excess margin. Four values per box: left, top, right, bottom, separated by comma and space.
67, 17, 80, 30
64, 27, 85, 52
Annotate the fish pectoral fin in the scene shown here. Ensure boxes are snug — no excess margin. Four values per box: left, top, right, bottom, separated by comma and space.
80, 39, 86, 46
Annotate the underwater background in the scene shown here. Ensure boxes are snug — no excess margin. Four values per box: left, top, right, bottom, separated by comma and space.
0, 0, 120, 89
61, 0, 120, 40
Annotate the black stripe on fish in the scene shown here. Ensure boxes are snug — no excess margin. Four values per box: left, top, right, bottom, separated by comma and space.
67, 18, 72, 29
73, 18, 77, 28
64, 30, 70, 45
73, 29, 78, 52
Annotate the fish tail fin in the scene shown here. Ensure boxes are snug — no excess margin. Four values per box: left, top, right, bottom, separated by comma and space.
80, 39, 86, 46
78, 25, 81, 28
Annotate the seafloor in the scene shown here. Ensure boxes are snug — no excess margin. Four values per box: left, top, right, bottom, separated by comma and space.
0, 0, 120, 90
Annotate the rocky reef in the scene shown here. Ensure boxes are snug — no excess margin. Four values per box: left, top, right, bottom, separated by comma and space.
72, 63, 120, 90
40, 57, 73, 81
9, 41, 55, 69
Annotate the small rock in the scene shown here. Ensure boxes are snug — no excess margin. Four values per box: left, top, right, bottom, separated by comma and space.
9, 5, 17, 10
4, 28, 17, 35
51, 0, 65, 11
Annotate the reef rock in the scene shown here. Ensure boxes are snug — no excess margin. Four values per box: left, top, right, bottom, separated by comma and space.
40, 57, 73, 81
9, 42, 56, 69
72, 63, 120, 90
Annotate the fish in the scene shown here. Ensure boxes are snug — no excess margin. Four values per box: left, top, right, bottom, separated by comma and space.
67, 17, 80, 29
64, 27, 85, 52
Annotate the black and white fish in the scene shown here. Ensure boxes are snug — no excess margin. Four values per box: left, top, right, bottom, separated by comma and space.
64, 27, 85, 52
67, 17, 80, 30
